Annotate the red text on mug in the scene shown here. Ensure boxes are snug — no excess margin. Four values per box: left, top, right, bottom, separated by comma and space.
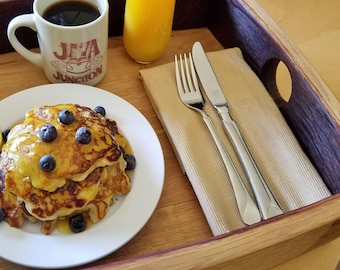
51, 39, 103, 83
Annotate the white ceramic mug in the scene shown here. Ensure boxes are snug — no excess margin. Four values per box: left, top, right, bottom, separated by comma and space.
7, 0, 108, 85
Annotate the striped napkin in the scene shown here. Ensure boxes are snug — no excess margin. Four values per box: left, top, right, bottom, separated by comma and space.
139, 47, 331, 236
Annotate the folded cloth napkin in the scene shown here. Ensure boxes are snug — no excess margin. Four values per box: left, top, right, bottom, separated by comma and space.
139, 48, 331, 236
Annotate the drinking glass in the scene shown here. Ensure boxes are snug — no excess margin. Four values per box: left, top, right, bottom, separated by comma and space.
123, 0, 176, 64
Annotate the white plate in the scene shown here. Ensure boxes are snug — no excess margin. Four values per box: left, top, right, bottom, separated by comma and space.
0, 84, 164, 268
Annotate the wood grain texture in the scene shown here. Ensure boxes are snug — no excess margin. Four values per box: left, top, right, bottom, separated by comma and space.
209, 0, 340, 194
257, 0, 340, 106
85, 196, 340, 270
0, 28, 220, 270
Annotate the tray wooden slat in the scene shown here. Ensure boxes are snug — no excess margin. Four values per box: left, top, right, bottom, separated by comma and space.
208, 0, 340, 193
84, 195, 340, 270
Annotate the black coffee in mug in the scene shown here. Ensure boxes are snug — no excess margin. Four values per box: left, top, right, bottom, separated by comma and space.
43, 1, 100, 26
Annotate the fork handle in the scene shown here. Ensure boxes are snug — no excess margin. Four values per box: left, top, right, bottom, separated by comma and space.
216, 106, 283, 219
201, 111, 261, 225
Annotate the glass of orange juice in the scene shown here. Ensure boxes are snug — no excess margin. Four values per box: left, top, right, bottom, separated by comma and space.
123, 0, 176, 64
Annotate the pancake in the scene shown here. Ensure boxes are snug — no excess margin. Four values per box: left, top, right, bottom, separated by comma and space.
0, 104, 133, 234
86, 157, 131, 224
2, 104, 122, 191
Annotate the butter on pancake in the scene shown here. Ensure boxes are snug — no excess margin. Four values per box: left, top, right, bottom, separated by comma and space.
0, 104, 133, 234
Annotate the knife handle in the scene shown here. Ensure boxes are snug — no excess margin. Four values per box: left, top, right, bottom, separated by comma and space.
201, 111, 261, 225
216, 106, 283, 219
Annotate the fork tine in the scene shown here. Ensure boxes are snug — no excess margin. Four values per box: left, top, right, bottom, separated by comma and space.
180, 54, 190, 94
188, 53, 200, 93
175, 52, 204, 107
176, 53, 199, 94
174, 55, 184, 95
184, 53, 198, 94
175, 53, 192, 95
183, 54, 192, 93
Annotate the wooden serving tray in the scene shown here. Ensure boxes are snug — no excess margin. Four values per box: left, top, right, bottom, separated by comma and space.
98, 0, 340, 268
0, 0, 339, 269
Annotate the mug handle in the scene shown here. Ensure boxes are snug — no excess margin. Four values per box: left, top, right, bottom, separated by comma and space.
7, 14, 42, 67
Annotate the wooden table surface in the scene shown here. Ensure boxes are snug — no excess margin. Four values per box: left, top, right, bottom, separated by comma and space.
0, 0, 339, 269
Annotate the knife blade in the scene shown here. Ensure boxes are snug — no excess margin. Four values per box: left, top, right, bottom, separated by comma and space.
192, 41, 283, 219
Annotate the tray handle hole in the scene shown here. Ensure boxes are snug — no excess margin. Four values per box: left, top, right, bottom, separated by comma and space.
276, 61, 293, 102
262, 58, 293, 103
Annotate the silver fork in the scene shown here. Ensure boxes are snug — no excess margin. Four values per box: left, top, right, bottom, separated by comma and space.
175, 53, 261, 225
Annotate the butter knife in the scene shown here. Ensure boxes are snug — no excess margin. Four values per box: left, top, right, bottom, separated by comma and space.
192, 41, 283, 219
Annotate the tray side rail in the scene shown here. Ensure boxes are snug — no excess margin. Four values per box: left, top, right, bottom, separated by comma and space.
209, 0, 340, 194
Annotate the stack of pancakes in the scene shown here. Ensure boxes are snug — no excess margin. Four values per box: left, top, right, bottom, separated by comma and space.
0, 104, 131, 234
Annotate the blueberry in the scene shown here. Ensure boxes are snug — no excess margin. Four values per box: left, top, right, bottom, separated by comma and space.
2, 129, 10, 143
69, 214, 86, 233
59, 109, 74, 125
75, 127, 92, 144
39, 124, 57, 142
123, 153, 136, 170
39, 155, 56, 172
93, 106, 106, 117
0, 207, 5, 222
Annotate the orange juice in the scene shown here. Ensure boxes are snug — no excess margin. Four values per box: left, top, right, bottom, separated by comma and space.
123, 0, 176, 63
